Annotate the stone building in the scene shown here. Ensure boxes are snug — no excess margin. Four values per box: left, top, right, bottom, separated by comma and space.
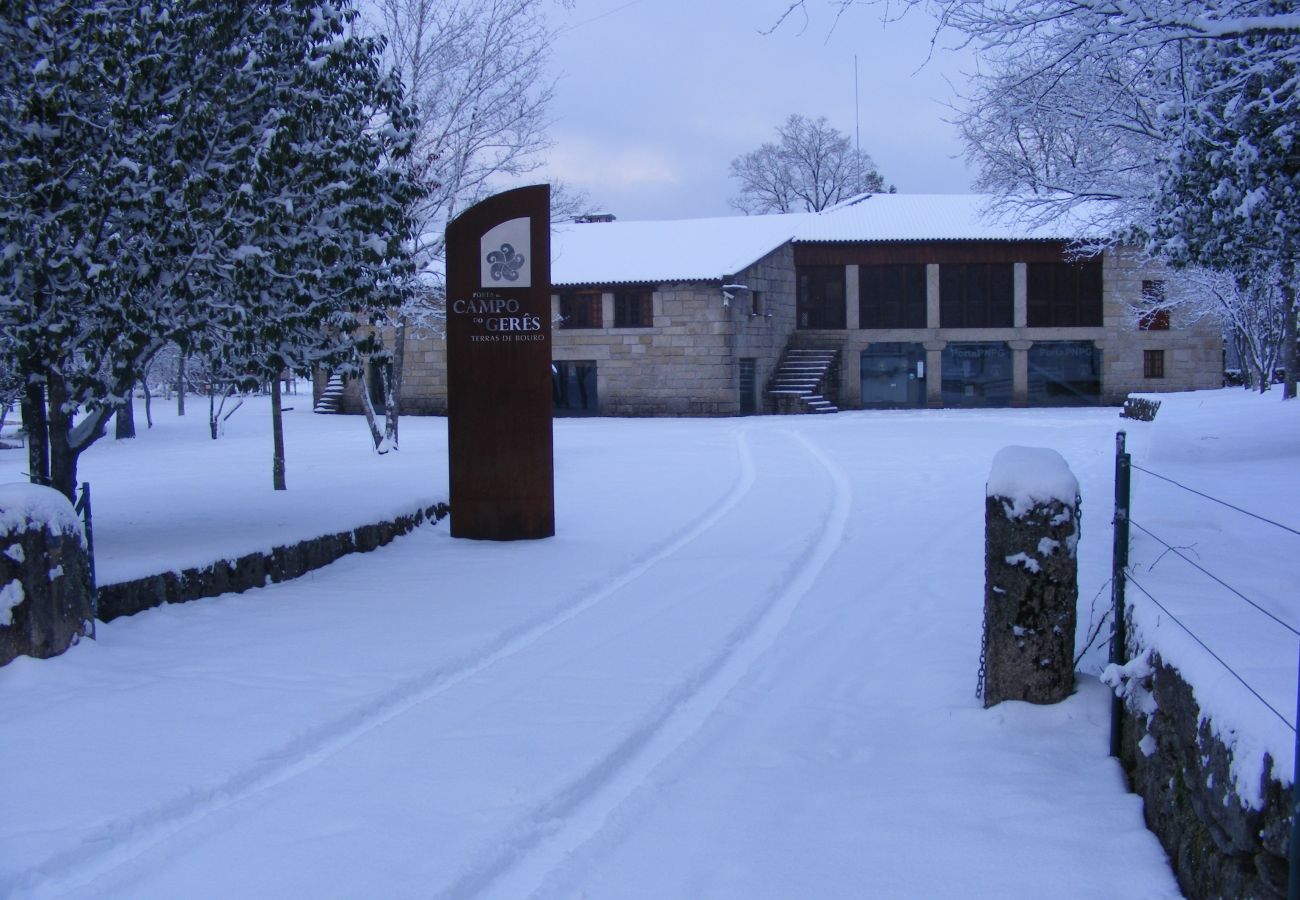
318, 194, 1222, 417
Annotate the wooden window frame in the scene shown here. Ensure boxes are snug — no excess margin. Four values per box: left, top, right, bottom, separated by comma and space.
613, 290, 653, 328
1139, 280, 1171, 331
559, 292, 602, 329
1143, 349, 1165, 379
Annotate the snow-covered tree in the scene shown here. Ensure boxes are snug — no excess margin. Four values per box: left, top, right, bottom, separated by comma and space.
0, 0, 421, 499
365, 0, 557, 447
1144, 34, 1299, 398
1155, 268, 1288, 393
729, 114, 891, 214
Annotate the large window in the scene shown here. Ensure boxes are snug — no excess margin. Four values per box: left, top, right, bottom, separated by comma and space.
1027, 259, 1103, 326
859, 264, 926, 329
559, 292, 602, 329
614, 290, 652, 328
939, 264, 1013, 328
552, 360, 598, 414
1028, 342, 1101, 405
941, 342, 1013, 406
797, 265, 846, 329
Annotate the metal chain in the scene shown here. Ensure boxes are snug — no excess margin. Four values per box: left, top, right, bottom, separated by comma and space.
976, 613, 987, 700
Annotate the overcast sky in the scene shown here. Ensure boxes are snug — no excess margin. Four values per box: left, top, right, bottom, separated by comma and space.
528, 0, 977, 221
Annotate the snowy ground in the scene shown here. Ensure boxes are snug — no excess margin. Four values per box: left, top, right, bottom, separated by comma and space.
4, 391, 1288, 898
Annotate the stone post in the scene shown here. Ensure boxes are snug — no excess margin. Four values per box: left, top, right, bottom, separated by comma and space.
983, 447, 1080, 707
0, 482, 95, 666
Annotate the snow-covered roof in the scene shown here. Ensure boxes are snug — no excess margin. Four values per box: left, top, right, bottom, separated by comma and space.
794, 193, 1097, 243
551, 211, 812, 286
550, 194, 1102, 287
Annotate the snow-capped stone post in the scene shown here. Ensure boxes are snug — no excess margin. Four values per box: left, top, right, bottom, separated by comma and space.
982, 447, 1080, 707
445, 185, 555, 540
0, 483, 95, 667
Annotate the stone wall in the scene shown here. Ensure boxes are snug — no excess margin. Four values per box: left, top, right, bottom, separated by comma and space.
553, 244, 797, 417
733, 243, 798, 411
1110, 650, 1290, 899
96, 502, 449, 622
1098, 248, 1223, 402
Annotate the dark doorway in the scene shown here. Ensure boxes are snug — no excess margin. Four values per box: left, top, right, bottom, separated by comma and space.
552, 361, 598, 416
738, 358, 757, 414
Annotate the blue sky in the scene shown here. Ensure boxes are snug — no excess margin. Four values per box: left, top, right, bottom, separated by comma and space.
533, 0, 976, 221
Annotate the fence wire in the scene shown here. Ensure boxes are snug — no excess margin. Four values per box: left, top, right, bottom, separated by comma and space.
1132, 462, 1300, 537
1124, 570, 1296, 733
1129, 519, 1300, 638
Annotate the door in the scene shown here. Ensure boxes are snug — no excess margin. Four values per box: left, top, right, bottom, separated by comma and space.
860, 343, 926, 407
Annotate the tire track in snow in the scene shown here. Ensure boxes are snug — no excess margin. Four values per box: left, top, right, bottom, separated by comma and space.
436, 430, 852, 900
12, 432, 759, 900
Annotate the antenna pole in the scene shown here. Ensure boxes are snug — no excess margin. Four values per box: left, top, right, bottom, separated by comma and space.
854, 55, 861, 188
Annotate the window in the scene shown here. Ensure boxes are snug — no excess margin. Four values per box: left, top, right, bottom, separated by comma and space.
559, 292, 602, 329
859, 264, 926, 329
941, 342, 1013, 406
1139, 281, 1170, 330
1144, 349, 1165, 379
613, 290, 652, 328
750, 290, 763, 317
797, 266, 846, 329
939, 264, 1013, 328
1027, 259, 1103, 326
1028, 342, 1101, 405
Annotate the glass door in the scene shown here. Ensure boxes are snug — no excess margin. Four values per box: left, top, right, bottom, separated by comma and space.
860, 343, 926, 407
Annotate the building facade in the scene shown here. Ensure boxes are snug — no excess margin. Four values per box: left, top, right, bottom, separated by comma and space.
319, 195, 1222, 417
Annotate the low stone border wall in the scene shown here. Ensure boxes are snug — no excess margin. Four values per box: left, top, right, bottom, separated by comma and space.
96, 502, 449, 622
1112, 651, 1289, 899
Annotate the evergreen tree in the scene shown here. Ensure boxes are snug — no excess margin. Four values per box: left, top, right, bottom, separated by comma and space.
0, 0, 421, 499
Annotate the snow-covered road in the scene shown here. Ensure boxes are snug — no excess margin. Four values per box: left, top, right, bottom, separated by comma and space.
1, 412, 1181, 898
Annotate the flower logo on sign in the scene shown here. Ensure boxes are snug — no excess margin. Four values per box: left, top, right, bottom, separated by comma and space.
486, 243, 525, 282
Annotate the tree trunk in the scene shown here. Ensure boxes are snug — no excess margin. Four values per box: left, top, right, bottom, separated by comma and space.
177, 354, 186, 416
357, 370, 388, 453
209, 388, 219, 440
22, 373, 49, 486
271, 377, 286, 490
385, 318, 405, 448
142, 378, 153, 428
45, 372, 77, 502
115, 386, 136, 439
1281, 262, 1296, 400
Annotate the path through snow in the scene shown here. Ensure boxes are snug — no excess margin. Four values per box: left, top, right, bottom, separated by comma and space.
0, 410, 1181, 898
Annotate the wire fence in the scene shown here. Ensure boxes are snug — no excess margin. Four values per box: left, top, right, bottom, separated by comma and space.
1111, 430, 1300, 899
1117, 448, 1300, 733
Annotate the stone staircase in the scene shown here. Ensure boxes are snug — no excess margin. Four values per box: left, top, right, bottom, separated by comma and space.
766, 345, 842, 414
314, 372, 346, 414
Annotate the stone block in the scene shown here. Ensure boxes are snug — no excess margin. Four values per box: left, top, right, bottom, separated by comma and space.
982, 447, 1080, 707
0, 483, 95, 666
